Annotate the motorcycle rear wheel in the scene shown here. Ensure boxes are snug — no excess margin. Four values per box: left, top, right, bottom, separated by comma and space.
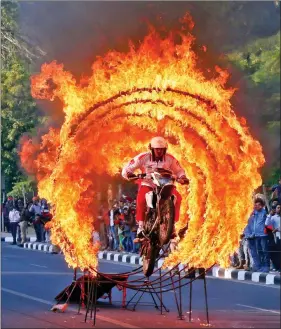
159, 198, 175, 246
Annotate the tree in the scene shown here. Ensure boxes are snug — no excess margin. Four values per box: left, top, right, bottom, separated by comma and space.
1, 0, 43, 192
227, 32, 280, 183
1, 0, 45, 66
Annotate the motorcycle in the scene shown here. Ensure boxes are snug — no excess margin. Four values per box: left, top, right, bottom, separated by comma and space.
129, 168, 178, 277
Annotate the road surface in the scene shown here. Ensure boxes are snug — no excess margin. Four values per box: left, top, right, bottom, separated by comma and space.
1, 242, 280, 328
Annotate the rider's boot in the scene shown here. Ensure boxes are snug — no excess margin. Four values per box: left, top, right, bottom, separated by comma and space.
133, 221, 145, 243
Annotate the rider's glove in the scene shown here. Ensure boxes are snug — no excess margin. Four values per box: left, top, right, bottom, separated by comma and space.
177, 176, 189, 185
127, 172, 137, 179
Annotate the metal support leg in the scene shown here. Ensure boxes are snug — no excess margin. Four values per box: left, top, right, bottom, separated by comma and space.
126, 287, 142, 308
93, 281, 98, 326
177, 271, 183, 319
159, 268, 163, 315
189, 281, 192, 322
146, 282, 159, 310
203, 272, 210, 325
170, 271, 180, 316
132, 290, 145, 311
122, 286, 127, 309
149, 282, 169, 313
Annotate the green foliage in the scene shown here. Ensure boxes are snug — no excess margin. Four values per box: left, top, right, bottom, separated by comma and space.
7, 177, 36, 198
1, 1, 41, 192
228, 32, 280, 123
1, 0, 45, 66
227, 32, 280, 180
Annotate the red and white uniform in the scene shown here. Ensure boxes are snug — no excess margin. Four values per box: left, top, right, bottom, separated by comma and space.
122, 152, 185, 187
122, 152, 185, 222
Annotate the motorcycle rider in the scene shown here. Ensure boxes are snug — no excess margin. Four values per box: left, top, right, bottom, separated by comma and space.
122, 136, 189, 239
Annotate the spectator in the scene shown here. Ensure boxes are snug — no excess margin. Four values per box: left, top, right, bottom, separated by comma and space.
40, 207, 53, 243
122, 206, 133, 252
235, 232, 251, 270
127, 206, 140, 254
29, 196, 43, 242
271, 178, 281, 204
3, 197, 14, 233
9, 205, 20, 245
18, 202, 33, 244
92, 219, 101, 246
39, 199, 52, 242
97, 202, 109, 251
109, 205, 119, 251
265, 205, 277, 271
117, 213, 125, 251
267, 204, 281, 271
245, 198, 270, 272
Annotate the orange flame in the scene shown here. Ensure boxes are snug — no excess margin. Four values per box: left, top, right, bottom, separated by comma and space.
20, 14, 264, 273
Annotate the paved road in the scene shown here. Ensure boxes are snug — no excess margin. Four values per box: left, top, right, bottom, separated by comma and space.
1, 242, 280, 328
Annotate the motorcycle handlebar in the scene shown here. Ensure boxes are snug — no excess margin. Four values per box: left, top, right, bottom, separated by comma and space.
128, 174, 189, 185
127, 173, 146, 181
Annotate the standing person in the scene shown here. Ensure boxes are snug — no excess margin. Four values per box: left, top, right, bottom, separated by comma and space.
235, 233, 251, 270
118, 214, 125, 252
3, 197, 14, 233
271, 178, 281, 204
122, 206, 133, 252
97, 202, 109, 251
265, 205, 278, 271
29, 196, 42, 242
18, 202, 33, 244
8, 205, 20, 245
40, 198, 51, 242
16, 199, 24, 242
268, 204, 281, 271
245, 198, 270, 272
127, 205, 139, 254
109, 205, 119, 251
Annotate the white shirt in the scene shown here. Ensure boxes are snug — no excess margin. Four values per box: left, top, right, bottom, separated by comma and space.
122, 152, 185, 188
9, 209, 20, 223
271, 214, 280, 239
109, 209, 114, 226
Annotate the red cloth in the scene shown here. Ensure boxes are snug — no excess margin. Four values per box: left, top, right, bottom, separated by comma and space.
136, 185, 182, 222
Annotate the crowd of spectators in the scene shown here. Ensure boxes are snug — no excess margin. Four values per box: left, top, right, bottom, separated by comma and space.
2, 196, 52, 245
2, 179, 280, 271
232, 180, 281, 273
94, 196, 140, 254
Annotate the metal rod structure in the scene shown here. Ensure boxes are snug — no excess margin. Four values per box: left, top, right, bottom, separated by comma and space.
146, 281, 159, 310
53, 261, 213, 328
189, 280, 192, 322
93, 281, 98, 326
149, 280, 169, 313
177, 270, 183, 320
203, 271, 210, 325
169, 271, 180, 316
159, 268, 163, 315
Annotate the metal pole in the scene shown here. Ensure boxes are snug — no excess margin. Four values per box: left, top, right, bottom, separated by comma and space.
169, 271, 180, 316
178, 271, 183, 319
93, 281, 98, 326
203, 272, 210, 325
189, 281, 192, 322
159, 268, 163, 315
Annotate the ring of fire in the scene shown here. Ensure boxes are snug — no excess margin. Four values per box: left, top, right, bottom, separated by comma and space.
20, 15, 265, 274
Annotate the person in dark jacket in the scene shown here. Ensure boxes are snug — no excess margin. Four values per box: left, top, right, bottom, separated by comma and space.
19, 202, 33, 244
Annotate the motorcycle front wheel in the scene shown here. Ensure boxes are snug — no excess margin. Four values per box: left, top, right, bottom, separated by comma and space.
141, 240, 159, 277
159, 198, 175, 246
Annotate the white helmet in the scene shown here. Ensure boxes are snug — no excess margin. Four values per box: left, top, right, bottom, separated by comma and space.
150, 136, 168, 149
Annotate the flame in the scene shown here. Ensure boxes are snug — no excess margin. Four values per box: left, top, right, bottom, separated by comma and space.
20, 14, 264, 273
